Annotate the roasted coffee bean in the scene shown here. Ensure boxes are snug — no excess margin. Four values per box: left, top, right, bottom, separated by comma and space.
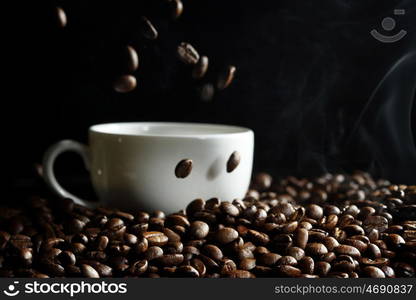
141, 17, 158, 40
157, 254, 184, 266
294, 228, 308, 249
272, 234, 293, 251
258, 253, 281, 266
298, 256, 314, 274
55, 6, 67, 28
146, 246, 164, 261
227, 270, 255, 278
226, 151, 241, 173
236, 247, 254, 260
366, 243, 381, 259
217, 65, 236, 90
239, 258, 256, 271
305, 243, 328, 256
88, 262, 112, 277
42, 262, 65, 277
113, 75, 136, 93
192, 258, 206, 276
125, 45, 139, 72
143, 231, 169, 247
316, 261, 331, 276
381, 265, 396, 278
220, 202, 240, 217
175, 159, 193, 178
192, 56, 209, 79
393, 262, 415, 277
165, 241, 183, 254
170, 0, 184, 19
306, 204, 324, 220
177, 42, 200, 65
277, 256, 297, 266
203, 244, 223, 261
252, 173, 272, 190
198, 83, 215, 102
57, 250, 76, 266
323, 236, 340, 251
129, 260, 148, 276
186, 198, 205, 216
163, 228, 181, 242
385, 234, 405, 248
81, 264, 100, 278
217, 227, 239, 244
95, 235, 109, 250
287, 247, 305, 261
335, 245, 361, 259
274, 265, 301, 277
360, 257, 389, 267
176, 265, 199, 277
134, 237, 148, 254
247, 229, 270, 245
363, 266, 385, 278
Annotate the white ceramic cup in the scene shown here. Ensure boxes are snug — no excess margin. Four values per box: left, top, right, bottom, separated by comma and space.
42, 122, 254, 213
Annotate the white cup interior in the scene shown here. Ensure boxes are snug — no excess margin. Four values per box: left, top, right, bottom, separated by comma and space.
90, 122, 252, 138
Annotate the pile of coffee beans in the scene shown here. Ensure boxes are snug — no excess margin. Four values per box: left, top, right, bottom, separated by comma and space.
0, 171, 415, 278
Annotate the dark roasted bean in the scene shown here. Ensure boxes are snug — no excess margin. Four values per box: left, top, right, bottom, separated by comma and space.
141, 17, 158, 40
305, 243, 328, 256
113, 75, 136, 93
174, 159, 193, 178
217, 65, 236, 90
226, 151, 241, 173
217, 227, 238, 244
177, 42, 199, 65
192, 56, 209, 79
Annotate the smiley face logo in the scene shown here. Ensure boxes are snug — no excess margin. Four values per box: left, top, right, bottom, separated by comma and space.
371, 9, 407, 43
3, 281, 20, 297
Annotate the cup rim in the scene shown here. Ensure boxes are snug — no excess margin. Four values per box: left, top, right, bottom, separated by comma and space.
89, 122, 253, 139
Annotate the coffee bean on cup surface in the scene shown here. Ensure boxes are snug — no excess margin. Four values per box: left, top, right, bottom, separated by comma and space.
192, 56, 209, 79
226, 151, 241, 173
175, 159, 193, 178
125, 45, 139, 72
141, 17, 158, 40
113, 75, 137, 93
55, 7, 67, 28
177, 42, 200, 65
217, 65, 236, 90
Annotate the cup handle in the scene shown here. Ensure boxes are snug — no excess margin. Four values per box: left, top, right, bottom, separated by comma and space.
42, 140, 96, 208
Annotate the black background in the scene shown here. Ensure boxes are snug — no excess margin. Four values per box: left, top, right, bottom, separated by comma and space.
4, 0, 416, 198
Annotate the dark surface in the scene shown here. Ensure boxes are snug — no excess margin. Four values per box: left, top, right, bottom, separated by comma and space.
4, 0, 416, 198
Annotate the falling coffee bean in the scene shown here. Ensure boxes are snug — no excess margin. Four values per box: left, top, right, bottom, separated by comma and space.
217, 65, 236, 90
55, 7, 67, 28
125, 45, 139, 72
175, 159, 193, 178
227, 151, 241, 173
113, 75, 137, 93
170, 0, 183, 19
198, 83, 215, 102
141, 17, 158, 40
192, 56, 209, 79
177, 42, 200, 65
